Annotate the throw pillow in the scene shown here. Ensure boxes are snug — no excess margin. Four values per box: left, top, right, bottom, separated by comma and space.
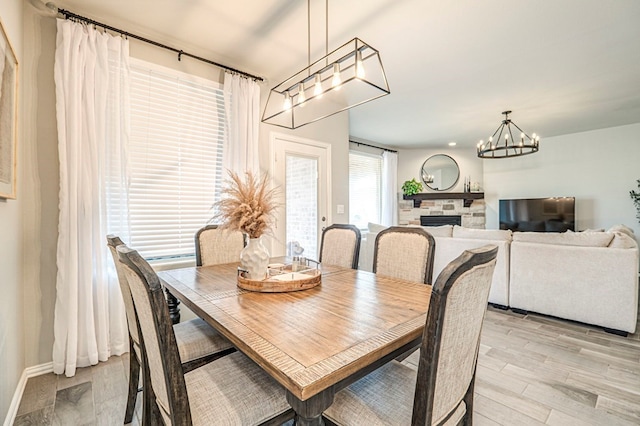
607, 224, 635, 238
367, 222, 387, 235
608, 232, 638, 249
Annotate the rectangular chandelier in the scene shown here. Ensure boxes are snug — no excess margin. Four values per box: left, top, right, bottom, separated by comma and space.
262, 38, 390, 129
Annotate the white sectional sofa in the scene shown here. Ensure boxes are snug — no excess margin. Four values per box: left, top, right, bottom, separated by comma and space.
509, 228, 639, 334
359, 223, 639, 335
360, 224, 512, 306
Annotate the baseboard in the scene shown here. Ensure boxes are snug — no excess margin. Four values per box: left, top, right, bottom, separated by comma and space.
3, 362, 53, 426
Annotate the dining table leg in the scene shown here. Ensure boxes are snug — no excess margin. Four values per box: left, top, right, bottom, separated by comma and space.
286, 388, 335, 426
165, 288, 180, 324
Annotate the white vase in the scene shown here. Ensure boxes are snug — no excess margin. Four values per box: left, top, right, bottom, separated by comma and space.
241, 236, 270, 280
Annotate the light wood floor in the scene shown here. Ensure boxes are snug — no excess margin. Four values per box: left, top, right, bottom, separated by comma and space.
14, 306, 640, 425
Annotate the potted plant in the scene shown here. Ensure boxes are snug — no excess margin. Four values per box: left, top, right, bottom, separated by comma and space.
402, 178, 423, 197
213, 171, 278, 279
630, 179, 640, 224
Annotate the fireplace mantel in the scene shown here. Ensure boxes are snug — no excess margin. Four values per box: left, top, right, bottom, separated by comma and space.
403, 192, 484, 208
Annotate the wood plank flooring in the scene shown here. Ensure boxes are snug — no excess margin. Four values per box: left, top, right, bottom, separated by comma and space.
14, 306, 640, 425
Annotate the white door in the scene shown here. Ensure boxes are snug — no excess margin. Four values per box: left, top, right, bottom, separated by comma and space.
271, 134, 331, 259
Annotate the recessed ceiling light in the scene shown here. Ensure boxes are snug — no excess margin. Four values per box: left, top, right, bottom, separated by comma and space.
448, 142, 457, 146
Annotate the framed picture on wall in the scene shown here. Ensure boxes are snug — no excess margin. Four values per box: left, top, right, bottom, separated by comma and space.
0, 18, 18, 199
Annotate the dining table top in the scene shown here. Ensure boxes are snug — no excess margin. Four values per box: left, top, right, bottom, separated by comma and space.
157, 258, 431, 421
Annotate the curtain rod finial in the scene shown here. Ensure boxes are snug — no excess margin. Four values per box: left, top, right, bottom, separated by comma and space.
28, 0, 58, 16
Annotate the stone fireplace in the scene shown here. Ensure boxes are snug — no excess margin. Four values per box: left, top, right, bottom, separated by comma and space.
399, 194, 486, 229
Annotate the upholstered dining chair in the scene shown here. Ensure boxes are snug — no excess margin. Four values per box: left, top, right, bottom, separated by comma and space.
373, 226, 436, 284
195, 224, 245, 266
107, 235, 235, 424
116, 245, 294, 425
323, 244, 499, 426
319, 224, 362, 269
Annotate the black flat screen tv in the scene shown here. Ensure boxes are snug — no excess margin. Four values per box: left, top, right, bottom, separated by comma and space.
499, 197, 575, 233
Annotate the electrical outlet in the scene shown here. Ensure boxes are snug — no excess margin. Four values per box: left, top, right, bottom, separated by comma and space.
337, 204, 345, 214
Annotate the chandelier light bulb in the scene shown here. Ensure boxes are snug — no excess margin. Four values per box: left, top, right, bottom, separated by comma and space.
355, 50, 365, 79
332, 63, 342, 90
314, 73, 323, 98
297, 83, 306, 106
283, 91, 292, 110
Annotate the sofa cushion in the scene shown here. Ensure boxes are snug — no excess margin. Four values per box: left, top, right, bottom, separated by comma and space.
513, 231, 614, 247
422, 225, 453, 237
407, 224, 453, 237
608, 232, 638, 249
452, 226, 512, 242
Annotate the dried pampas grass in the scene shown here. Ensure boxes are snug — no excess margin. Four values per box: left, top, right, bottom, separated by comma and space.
213, 171, 278, 239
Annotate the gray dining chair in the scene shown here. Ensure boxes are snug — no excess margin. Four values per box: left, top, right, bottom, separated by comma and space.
107, 235, 235, 424
116, 244, 294, 425
319, 224, 361, 269
323, 244, 499, 426
373, 226, 436, 284
194, 224, 245, 266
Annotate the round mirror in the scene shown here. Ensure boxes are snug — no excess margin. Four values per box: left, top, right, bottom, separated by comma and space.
421, 154, 460, 191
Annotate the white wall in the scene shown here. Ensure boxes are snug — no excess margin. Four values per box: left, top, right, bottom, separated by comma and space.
397, 147, 484, 193
483, 123, 640, 239
0, 0, 24, 419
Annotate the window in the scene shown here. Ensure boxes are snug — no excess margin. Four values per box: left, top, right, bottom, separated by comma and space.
349, 151, 382, 229
126, 59, 226, 260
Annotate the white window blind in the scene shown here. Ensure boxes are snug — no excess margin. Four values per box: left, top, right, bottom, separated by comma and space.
349, 151, 382, 229
127, 60, 225, 260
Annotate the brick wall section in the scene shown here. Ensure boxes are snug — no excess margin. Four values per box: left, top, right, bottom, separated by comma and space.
398, 199, 486, 229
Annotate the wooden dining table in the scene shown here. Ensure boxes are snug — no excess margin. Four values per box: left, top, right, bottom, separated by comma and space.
157, 258, 432, 426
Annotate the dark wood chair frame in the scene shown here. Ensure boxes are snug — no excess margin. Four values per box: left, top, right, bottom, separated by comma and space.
373, 226, 436, 284
194, 224, 247, 267
318, 223, 362, 269
107, 235, 235, 424
412, 245, 498, 425
167, 224, 246, 324
117, 245, 293, 426
324, 245, 498, 426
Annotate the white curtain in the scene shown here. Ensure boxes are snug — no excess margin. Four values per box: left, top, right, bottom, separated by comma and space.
223, 72, 260, 175
381, 151, 398, 226
53, 19, 129, 376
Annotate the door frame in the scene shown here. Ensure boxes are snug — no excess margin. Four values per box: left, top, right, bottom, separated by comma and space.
269, 132, 333, 257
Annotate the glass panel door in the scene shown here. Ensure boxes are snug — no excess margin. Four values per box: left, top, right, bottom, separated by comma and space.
271, 134, 329, 259
286, 155, 318, 259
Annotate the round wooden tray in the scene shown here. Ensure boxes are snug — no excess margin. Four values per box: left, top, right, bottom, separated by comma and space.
237, 268, 321, 293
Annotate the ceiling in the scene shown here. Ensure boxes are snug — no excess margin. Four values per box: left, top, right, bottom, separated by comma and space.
49, 0, 640, 149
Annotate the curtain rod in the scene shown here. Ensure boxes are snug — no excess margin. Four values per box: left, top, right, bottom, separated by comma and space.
56, 8, 264, 82
349, 140, 397, 153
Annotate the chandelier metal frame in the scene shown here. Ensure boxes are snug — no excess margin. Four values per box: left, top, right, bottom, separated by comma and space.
261, 0, 390, 129
477, 111, 540, 159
